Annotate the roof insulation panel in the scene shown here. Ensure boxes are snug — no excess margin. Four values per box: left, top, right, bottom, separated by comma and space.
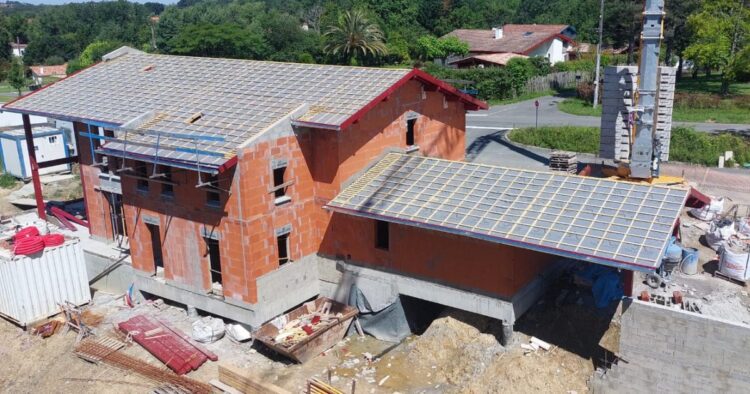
2, 48, 414, 169
327, 153, 690, 272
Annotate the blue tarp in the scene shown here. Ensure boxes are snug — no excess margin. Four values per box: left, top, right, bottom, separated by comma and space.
578, 265, 624, 308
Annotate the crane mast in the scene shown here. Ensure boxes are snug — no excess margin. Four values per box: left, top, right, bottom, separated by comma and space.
629, 0, 666, 179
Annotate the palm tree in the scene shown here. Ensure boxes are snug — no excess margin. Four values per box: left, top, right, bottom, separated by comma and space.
324, 10, 387, 65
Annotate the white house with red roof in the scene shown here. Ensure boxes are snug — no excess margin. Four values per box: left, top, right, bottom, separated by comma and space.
444, 24, 576, 66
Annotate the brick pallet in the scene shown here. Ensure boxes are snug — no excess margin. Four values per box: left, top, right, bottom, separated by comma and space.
549, 151, 577, 174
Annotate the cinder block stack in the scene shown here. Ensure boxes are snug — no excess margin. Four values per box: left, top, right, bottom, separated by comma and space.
599, 66, 676, 163
549, 151, 577, 174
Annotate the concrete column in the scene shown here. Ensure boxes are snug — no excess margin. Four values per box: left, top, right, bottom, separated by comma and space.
500, 321, 514, 346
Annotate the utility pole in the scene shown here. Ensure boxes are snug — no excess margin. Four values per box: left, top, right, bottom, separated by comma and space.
592, 0, 605, 109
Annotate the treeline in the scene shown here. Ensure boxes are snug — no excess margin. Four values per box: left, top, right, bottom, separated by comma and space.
1, 0, 699, 66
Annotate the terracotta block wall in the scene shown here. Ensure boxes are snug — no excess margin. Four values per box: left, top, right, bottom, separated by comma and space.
73, 122, 115, 241
83, 77, 470, 305
321, 214, 557, 299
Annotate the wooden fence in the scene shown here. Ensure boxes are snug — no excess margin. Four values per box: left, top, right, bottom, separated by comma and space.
523, 71, 592, 94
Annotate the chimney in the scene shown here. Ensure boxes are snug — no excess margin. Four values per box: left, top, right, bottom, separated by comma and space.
493, 27, 503, 39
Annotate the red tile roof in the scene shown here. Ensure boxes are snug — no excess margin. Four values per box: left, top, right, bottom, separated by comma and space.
444, 24, 573, 55
449, 53, 528, 67
30, 64, 68, 78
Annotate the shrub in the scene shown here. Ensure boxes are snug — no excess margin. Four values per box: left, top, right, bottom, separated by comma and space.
508, 127, 600, 153
669, 127, 750, 166
575, 81, 600, 104
673, 92, 723, 109
0, 173, 17, 189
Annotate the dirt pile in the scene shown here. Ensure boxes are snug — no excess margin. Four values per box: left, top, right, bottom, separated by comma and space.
406, 309, 506, 386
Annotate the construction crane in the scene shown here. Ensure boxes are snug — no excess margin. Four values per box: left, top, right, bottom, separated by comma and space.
629, 0, 666, 179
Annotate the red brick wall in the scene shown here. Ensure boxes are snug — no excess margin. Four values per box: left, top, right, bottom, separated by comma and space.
321, 214, 557, 298
102, 77, 470, 305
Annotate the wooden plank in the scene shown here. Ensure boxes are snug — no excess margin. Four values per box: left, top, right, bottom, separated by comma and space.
218, 364, 290, 394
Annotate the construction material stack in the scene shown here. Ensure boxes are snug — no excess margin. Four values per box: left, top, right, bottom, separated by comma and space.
599, 66, 676, 164
549, 151, 578, 174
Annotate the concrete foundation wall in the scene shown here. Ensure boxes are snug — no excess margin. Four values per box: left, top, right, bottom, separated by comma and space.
599, 66, 676, 163
592, 299, 750, 393
317, 256, 565, 324
84, 250, 134, 294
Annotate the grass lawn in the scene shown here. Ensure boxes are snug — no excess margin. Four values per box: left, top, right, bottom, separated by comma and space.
558, 96, 750, 124
557, 75, 750, 123
508, 126, 750, 166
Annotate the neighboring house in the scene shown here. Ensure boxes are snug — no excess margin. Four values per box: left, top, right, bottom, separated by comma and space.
444, 24, 576, 65
448, 53, 528, 69
9, 42, 27, 57
1, 47, 684, 337
30, 64, 68, 86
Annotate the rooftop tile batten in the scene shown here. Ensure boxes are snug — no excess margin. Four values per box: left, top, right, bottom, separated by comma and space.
2, 47, 486, 169
326, 153, 690, 272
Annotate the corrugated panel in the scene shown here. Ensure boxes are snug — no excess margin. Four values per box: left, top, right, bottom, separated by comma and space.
0, 240, 91, 326
327, 153, 690, 272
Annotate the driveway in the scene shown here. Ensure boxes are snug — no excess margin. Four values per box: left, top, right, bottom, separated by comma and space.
467, 95, 750, 134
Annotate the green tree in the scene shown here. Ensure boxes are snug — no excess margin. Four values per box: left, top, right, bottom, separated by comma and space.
685, 0, 750, 95
8, 58, 27, 96
415, 35, 469, 62
67, 40, 123, 74
324, 10, 387, 65
168, 23, 268, 59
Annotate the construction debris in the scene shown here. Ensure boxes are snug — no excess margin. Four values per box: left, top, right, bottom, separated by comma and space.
118, 314, 218, 374
59, 302, 94, 342
549, 151, 577, 174
74, 337, 212, 393
255, 297, 358, 363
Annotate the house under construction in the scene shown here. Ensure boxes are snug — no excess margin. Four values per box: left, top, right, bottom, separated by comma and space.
1, 47, 688, 334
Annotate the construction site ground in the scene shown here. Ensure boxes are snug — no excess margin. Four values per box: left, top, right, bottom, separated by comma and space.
0, 171, 82, 218
0, 274, 617, 394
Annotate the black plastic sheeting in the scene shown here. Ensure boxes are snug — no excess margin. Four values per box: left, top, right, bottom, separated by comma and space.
347, 284, 445, 342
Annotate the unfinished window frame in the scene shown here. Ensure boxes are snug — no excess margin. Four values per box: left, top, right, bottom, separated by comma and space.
146, 222, 164, 277
205, 236, 223, 295
375, 220, 390, 251
205, 174, 221, 208
269, 159, 292, 206
160, 165, 174, 198
135, 162, 149, 193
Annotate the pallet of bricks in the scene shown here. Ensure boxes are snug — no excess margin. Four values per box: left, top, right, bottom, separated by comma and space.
549, 151, 577, 174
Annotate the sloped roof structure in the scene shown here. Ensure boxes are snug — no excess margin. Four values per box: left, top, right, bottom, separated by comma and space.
444, 24, 573, 55
3, 47, 485, 173
327, 153, 689, 272
448, 53, 528, 67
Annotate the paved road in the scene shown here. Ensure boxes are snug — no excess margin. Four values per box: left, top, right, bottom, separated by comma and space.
467, 95, 750, 134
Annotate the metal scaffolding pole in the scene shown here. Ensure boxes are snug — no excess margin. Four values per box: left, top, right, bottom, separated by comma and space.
592, 0, 605, 109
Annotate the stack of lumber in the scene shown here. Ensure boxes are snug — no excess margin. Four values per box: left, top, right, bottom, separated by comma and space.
307, 378, 345, 394
271, 301, 341, 348
218, 363, 290, 394
549, 151, 577, 174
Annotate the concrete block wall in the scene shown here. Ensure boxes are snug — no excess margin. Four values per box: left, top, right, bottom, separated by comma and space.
599, 66, 676, 163
592, 299, 750, 393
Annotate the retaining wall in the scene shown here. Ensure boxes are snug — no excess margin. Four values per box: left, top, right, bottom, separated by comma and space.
592, 299, 750, 393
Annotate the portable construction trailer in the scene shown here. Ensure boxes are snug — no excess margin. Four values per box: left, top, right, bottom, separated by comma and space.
0, 126, 70, 179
